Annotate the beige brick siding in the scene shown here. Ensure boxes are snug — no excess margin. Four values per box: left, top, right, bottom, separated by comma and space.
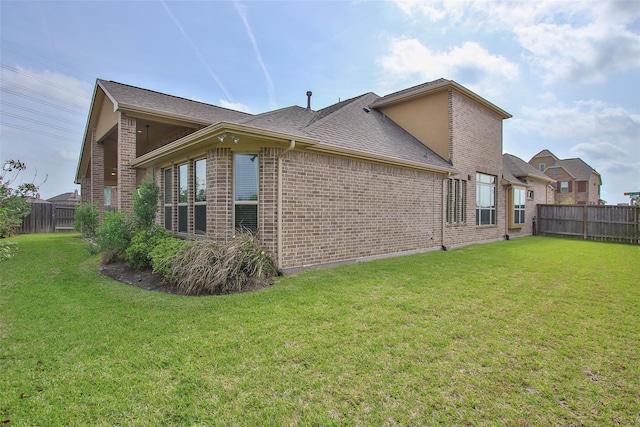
278, 151, 442, 269
507, 180, 549, 238
117, 113, 137, 213
446, 90, 505, 246
90, 128, 105, 219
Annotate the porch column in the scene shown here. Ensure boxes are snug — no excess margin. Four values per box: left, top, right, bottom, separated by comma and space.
117, 112, 137, 213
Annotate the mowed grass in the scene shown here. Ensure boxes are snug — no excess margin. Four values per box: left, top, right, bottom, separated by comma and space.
1, 234, 638, 426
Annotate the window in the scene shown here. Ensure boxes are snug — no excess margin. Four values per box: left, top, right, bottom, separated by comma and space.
163, 168, 173, 230
178, 163, 188, 232
577, 181, 586, 192
104, 187, 112, 206
539, 163, 545, 172
560, 181, 569, 193
476, 173, 496, 226
511, 187, 526, 227
527, 190, 534, 200
194, 158, 206, 234
234, 153, 258, 232
446, 178, 466, 223
552, 168, 558, 175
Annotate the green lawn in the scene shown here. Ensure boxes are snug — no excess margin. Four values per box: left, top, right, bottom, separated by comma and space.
1, 234, 638, 426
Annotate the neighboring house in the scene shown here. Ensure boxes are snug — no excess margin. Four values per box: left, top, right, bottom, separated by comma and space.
528, 149, 603, 205
502, 153, 556, 238
47, 189, 81, 206
75, 78, 513, 270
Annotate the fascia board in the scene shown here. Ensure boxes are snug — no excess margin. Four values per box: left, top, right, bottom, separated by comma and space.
305, 143, 457, 176
372, 80, 512, 120
75, 80, 103, 184
131, 122, 319, 168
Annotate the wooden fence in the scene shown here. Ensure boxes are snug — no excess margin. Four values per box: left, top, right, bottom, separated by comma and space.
19, 204, 77, 234
537, 204, 640, 244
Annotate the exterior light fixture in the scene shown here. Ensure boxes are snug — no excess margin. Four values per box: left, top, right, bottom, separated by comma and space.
217, 132, 240, 144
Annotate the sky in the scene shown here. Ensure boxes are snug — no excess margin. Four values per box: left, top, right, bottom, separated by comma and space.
0, 0, 638, 205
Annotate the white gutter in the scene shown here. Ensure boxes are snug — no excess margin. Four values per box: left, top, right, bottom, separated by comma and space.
277, 140, 296, 269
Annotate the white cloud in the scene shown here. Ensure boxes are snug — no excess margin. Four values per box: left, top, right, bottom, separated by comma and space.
377, 38, 519, 100
218, 100, 252, 114
391, 0, 640, 85
515, 21, 640, 84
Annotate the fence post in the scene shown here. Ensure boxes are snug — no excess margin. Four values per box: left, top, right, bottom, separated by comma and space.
583, 205, 588, 240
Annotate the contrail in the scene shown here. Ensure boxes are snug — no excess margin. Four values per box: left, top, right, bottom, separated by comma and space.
160, 0, 234, 102
233, 1, 277, 109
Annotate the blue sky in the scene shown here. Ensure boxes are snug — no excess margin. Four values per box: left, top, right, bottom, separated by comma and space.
1, 0, 638, 204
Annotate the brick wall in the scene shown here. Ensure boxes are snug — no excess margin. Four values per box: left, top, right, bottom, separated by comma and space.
279, 151, 442, 269
446, 90, 505, 246
90, 128, 104, 218
508, 179, 549, 238
117, 113, 137, 213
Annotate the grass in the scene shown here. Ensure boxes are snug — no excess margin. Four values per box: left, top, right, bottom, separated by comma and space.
1, 234, 638, 426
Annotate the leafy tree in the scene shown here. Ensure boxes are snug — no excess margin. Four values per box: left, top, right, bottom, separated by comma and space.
133, 175, 160, 228
0, 160, 39, 238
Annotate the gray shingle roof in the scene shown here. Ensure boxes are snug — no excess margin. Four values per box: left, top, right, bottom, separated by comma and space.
98, 80, 251, 124
555, 158, 600, 180
371, 79, 449, 105
240, 92, 453, 170
503, 153, 554, 184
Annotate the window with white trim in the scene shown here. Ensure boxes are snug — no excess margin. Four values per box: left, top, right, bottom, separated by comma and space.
177, 163, 188, 233
163, 168, 173, 230
476, 173, 496, 226
194, 158, 206, 235
446, 178, 466, 223
234, 153, 258, 232
511, 187, 526, 227
560, 181, 569, 193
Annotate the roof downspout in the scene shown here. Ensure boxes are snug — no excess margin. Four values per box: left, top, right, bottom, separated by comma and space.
505, 183, 511, 240
277, 140, 296, 270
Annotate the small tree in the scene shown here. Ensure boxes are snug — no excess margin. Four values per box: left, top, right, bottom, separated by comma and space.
0, 160, 40, 238
133, 176, 160, 229
74, 201, 100, 238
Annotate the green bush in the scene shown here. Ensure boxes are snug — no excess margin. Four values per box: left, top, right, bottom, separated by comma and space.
171, 232, 277, 295
133, 176, 159, 229
124, 226, 177, 271
74, 202, 99, 238
95, 211, 133, 262
149, 237, 192, 283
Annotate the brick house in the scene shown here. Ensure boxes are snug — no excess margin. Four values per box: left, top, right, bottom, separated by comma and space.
528, 149, 603, 205
76, 78, 517, 270
502, 153, 555, 237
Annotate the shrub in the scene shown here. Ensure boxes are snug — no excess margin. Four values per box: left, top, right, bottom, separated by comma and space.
171, 232, 277, 295
149, 237, 192, 283
95, 211, 133, 262
74, 202, 99, 238
124, 226, 177, 271
133, 176, 159, 229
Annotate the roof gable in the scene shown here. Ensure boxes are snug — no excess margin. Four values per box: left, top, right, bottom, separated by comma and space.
503, 153, 555, 184
97, 80, 251, 124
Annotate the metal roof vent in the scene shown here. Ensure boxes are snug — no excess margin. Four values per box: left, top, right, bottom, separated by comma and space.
306, 91, 312, 109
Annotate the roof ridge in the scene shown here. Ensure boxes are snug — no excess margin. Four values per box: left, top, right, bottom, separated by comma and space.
305, 92, 376, 129
98, 79, 252, 116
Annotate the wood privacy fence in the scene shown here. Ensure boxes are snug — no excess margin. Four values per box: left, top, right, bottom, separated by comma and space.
537, 204, 640, 244
19, 204, 76, 234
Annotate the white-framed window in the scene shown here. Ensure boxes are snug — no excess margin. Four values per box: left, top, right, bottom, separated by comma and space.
194, 158, 206, 235
539, 163, 545, 172
476, 173, 496, 226
234, 153, 259, 232
512, 187, 526, 226
177, 163, 188, 233
446, 178, 466, 224
163, 168, 173, 231
560, 181, 569, 193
